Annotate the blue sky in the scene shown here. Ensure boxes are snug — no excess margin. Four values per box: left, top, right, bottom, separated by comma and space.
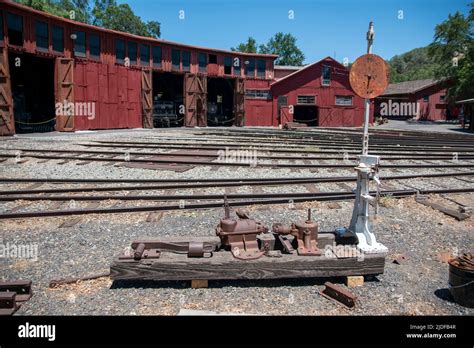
117, 0, 470, 64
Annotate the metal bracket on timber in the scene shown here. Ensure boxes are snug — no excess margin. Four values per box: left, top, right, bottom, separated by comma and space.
111, 196, 387, 284
215, 197, 267, 260
110, 229, 386, 283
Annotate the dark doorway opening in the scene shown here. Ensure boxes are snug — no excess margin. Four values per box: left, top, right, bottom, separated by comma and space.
207, 77, 234, 127
293, 105, 318, 126
9, 52, 55, 133
152, 72, 184, 127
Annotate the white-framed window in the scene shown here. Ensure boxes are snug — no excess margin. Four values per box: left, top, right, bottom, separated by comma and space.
297, 95, 316, 104
322, 65, 331, 86
245, 89, 272, 99
335, 95, 353, 106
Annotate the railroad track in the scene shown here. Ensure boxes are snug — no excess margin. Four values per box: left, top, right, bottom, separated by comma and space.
5, 146, 474, 161
1, 128, 472, 221
76, 144, 474, 158
1, 150, 474, 169
86, 140, 474, 152
0, 172, 472, 196
188, 127, 474, 142
0, 187, 472, 220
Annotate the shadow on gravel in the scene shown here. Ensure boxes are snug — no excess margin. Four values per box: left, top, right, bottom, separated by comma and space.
110, 275, 381, 289
434, 288, 456, 303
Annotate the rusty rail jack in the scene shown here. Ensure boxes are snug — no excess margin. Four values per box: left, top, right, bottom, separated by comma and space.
272, 209, 321, 256
216, 196, 267, 260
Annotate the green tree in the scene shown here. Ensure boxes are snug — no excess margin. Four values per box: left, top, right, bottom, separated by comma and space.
258, 32, 305, 66
92, 0, 160, 38
231, 37, 258, 53
388, 47, 440, 83
15, 0, 161, 38
428, 6, 473, 99
15, 0, 91, 23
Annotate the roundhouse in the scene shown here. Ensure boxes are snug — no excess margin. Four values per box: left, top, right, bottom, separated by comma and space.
0, 1, 369, 135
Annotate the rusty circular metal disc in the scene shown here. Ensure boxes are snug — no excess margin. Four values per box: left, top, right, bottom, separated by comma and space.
349, 54, 390, 99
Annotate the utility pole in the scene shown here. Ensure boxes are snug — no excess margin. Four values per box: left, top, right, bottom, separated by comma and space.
346, 21, 388, 255
362, 21, 374, 156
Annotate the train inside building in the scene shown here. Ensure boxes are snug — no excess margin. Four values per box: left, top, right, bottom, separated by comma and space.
0, 1, 371, 135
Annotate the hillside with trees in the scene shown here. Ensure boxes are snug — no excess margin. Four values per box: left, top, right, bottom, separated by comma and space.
388, 46, 440, 83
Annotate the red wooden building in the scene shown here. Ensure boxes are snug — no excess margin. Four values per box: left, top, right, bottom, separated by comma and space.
374, 79, 455, 121
269, 57, 370, 127
0, 1, 369, 135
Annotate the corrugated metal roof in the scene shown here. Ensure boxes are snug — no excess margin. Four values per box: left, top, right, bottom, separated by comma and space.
3, 1, 278, 59
381, 78, 442, 95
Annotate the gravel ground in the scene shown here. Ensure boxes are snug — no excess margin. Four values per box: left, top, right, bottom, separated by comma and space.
374, 119, 472, 134
0, 127, 473, 316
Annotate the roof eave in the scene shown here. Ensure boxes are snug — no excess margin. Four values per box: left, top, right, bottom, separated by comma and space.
2, 1, 279, 59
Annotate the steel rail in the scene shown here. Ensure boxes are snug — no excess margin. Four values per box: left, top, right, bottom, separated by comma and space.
7, 146, 474, 161
73, 145, 474, 160
139, 134, 474, 146
79, 142, 474, 154
0, 171, 471, 184
0, 171, 472, 196
1, 152, 473, 169
90, 140, 474, 152
187, 129, 474, 143
0, 187, 473, 219
107, 135, 474, 146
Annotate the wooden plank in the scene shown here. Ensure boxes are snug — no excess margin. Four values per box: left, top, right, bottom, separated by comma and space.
56, 160, 70, 165
224, 187, 237, 195
303, 184, 319, 193
146, 211, 163, 223
251, 186, 265, 194
191, 279, 208, 288
346, 275, 364, 288
118, 162, 194, 172
327, 202, 342, 209
415, 198, 470, 221
8, 202, 32, 213
455, 176, 474, 184
76, 157, 93, 166
59, 202, 101, 227
337, 183, 353, 191
48, 201, 65, 210
76, 161, 92, 166
111, 250, 385, 282
25, 183, 43, 190
59, 217, 83, 228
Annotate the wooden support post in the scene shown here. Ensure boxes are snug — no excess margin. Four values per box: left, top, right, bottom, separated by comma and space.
346, 275, 364, 288
191, 279, 208, 288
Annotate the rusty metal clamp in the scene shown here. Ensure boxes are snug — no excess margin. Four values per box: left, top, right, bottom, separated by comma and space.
272, 209, 321, 256
120, 241, 216, 260
188, 241, 213, 258
216, 195, 267, 260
